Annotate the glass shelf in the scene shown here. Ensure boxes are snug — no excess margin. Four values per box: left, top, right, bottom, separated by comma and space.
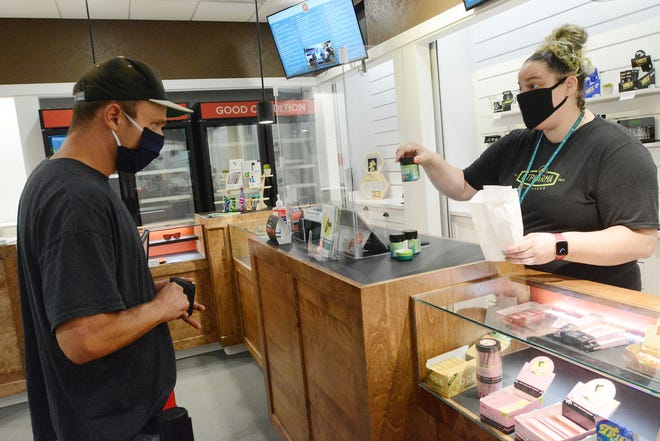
413, 275, 660, 397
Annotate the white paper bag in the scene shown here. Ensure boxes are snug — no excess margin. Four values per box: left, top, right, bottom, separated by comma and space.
468, 186, 523, 261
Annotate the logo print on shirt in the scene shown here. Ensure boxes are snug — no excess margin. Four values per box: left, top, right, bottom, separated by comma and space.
516, 169, 560, 188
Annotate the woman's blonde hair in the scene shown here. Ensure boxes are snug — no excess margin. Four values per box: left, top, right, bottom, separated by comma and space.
526, 24, 591, 110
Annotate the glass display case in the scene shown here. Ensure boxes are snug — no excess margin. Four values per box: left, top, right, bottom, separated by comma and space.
412, 274, 660, 441
140, 222, 205, 266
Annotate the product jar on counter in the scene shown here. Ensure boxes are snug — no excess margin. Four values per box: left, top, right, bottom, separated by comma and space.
389, 233, 406, 258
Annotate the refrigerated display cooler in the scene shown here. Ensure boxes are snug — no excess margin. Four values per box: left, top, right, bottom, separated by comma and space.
193, 99, 320, 213
38, 104, 201, 226
39, 108, 73, 157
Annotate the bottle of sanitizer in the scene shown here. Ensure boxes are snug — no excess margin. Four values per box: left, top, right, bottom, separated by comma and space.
275, 194, 287, 223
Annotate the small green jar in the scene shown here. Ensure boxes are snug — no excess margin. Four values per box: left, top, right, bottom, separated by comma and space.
399, 157, 420, 182
403, 230, 420, 254
389, 233, 406, 258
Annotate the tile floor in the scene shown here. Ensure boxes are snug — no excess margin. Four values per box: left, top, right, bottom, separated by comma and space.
0, 347, 281, 441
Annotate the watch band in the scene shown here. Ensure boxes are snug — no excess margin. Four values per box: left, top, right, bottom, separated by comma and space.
554, 232, 568, 260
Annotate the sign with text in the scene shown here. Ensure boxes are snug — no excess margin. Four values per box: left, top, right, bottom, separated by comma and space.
199, 100, 314, 120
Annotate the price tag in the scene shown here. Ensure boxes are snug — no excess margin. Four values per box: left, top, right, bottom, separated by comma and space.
619, 91, 636, 101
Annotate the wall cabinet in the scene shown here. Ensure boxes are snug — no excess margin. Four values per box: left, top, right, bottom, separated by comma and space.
412, 272, 660, 441
352, 200, 405, 230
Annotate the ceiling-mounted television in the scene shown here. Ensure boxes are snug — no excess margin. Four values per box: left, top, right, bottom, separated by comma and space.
463, 0, 495, 10
267, 0, 368, 79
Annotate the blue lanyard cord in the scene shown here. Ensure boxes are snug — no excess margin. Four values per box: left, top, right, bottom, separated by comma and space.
518, 111, 585, 204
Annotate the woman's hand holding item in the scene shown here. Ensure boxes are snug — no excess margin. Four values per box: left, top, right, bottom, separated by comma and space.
504, 233, 556, 265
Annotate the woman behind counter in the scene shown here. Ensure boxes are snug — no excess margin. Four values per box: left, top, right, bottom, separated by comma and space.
396, 24, 659, 290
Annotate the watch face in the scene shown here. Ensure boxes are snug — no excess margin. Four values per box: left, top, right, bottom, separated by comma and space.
556, 241, 568, 256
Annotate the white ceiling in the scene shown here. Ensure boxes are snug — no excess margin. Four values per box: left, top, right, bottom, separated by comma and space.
0, 0, 302, 22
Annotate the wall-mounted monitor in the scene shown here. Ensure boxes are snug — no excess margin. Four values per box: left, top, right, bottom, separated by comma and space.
463, 0, 495, 10
267, 0, 367, 79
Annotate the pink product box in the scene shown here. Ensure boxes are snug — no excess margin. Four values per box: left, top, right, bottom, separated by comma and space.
515, 403, 594, 441
515, 379, 620, 441
479, 356, 556, 434
496, 302, 548, 328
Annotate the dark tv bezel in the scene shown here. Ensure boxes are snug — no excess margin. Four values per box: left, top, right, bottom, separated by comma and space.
267, 0, 368, 79
463, 0, 493, 11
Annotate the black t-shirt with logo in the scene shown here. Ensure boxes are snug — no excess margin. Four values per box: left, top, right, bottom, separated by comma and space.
464, 117, 659, 290
17, 158, 175, 441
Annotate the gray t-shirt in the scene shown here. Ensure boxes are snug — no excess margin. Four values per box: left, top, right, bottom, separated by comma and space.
464, 117, 659, 290
17, 158, 176, 441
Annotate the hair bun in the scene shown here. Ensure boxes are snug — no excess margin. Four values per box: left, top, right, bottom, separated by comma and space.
547, 24, 588, 50
540, 24, 589, 75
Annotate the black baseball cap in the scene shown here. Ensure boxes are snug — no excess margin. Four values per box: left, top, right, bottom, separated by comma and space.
73, 56, 192, 117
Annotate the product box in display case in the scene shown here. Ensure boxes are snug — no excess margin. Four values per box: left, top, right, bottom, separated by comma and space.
515, 378, 620, 441
479, 356, 556, 433
412, 273, 660, 441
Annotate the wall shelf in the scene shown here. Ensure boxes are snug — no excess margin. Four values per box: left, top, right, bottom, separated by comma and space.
492, 86, 660, 119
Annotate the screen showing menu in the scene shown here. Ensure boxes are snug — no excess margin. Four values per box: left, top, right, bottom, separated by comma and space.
463, 0, 494, 10
267, 0, 367, 79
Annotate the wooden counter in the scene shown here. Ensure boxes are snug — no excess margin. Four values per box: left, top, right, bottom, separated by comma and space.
195, 211, 272, 348
0, 244, 24, 398
249, 236, 519, 441
0, 242, 217, 398
229, 224, 267, 367
150, 258, 216, 351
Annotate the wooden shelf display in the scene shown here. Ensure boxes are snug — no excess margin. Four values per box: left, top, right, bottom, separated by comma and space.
412, 274, 660, 441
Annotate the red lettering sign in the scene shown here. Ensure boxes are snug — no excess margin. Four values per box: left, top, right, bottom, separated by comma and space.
200, 99, 314, 120
40, 108, 73, 129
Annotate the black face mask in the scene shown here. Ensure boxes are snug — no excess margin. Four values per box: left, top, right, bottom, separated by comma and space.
112, 112, 165, 173
516, 77, 568, 130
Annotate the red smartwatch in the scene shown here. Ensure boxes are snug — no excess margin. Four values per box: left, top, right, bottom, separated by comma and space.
554, 232, 568, 260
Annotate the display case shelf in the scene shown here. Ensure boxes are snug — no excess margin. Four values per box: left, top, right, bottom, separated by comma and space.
140, 194, 193, 204
413, 274, 660, 441
137, 167, 189, 176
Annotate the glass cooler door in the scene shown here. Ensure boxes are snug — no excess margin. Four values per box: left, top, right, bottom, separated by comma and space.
135, 127, 195, 225
206, 123, 260, 209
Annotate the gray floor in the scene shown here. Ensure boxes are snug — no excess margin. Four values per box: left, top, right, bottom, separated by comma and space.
0, 348, 281, 441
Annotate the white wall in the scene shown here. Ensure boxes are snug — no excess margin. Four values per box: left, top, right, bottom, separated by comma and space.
0, 98, 27, 228
437, 0, 660, 216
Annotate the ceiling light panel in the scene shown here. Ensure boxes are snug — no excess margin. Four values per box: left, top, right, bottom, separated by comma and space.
260, 0, 301, 18
0, 0, 61, 18
193, 1, 255, 21
130, 0, 199, 21
86, 0, 131, 19
55, 0, 86, 18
